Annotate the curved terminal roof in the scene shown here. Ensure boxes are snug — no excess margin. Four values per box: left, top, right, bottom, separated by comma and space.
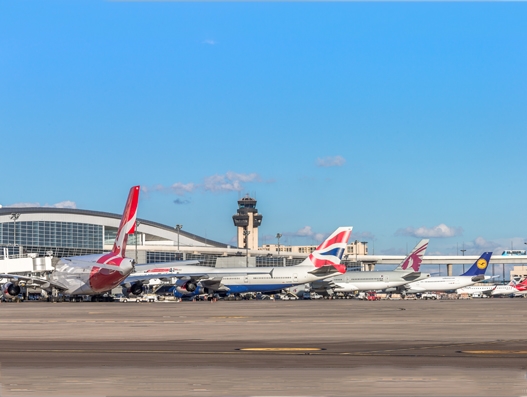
0, 207, 228, 248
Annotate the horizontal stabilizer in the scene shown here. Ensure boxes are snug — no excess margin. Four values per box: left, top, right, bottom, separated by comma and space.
402, 272, 425, 281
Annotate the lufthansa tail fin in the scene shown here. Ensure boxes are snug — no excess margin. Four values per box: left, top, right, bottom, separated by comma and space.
297, 226, 353, 274
460, 252, 492, 277
394, 239, 429, 272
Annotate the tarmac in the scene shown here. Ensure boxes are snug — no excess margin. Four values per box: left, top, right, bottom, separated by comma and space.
0, 299, 526, 396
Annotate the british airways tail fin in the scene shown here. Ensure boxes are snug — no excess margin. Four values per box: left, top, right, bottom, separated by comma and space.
461, 252, 492, 277
297, 227, 353, 274
394, 239, 429, 272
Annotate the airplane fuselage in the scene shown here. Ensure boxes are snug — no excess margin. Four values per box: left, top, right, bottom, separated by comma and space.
456, 285, 526, 296
313, 271, 430, 293
140, 265, 342, 297
51, 254, 134, 295
406, 276, 480, 293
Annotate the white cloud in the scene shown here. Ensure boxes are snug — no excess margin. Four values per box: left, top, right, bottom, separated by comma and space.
51, 201, 77, 209
316, 155, 346, 167
395, 223, 463, 238
457, 236, 524, 256
6, 201, 77, 209
203, 172, 261, 193
171, 182, 196, 196
202, 39, 217, 45
7, 202, 41, 208
353, 231, 375, 241
284, 226, 326, 243
144, 172, 265, 197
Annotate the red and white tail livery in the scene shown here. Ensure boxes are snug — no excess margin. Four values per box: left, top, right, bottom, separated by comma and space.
97, 185, 140, 265
301, 227, 353, 274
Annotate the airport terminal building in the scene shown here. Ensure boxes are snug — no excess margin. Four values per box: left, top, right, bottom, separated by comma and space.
0, 206, 350, 274
0, 207, 230, 264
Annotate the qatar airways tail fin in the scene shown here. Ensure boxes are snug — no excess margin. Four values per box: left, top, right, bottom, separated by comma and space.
297, 226, 353, 275
460, 252, 492, 277
394, 239, 429, 272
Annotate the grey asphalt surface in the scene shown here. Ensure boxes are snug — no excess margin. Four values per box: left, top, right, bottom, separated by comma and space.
0, 299, 526, 396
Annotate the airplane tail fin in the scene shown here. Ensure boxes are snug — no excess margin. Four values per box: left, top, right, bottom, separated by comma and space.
97, 186, 140, 266
460, 252, 492, 277
112, 185, 140, 258
514, 277, 527, 290
297, 227, 353, 274
394, 239, 429, 272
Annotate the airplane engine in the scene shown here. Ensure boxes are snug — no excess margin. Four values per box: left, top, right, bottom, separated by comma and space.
122, 282, 144, 297
2, 282, 21, 299
185, 282, 197, 292
129, 282, 144, 296
174, 282, 202, 297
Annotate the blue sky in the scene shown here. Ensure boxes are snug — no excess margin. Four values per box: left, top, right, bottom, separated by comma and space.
1, 1, 526, 257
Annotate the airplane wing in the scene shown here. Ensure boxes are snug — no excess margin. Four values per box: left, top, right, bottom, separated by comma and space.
0, 274, 68, 291
121, 268, 274, 286
199, 277, 230, 292
482, 287, 495, 296
134, 260, 200, 271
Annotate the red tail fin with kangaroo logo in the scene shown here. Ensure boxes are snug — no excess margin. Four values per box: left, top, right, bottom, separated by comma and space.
97, 186, 140, 265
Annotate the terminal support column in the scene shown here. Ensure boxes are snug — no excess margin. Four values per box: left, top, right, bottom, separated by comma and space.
447, 264, 453, 276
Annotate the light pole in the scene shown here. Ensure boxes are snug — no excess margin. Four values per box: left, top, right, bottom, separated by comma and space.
10, 213, 20, 254
276, 233, 282, 255
175, 224, 183, 258
276, 233, 283, 267
243, 229, 251, 267
461, 243, 466, 273
134, 220, 141, 264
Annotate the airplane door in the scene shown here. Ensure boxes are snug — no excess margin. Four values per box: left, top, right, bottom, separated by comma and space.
293, 273, 298, 282
244, 275, 248, 284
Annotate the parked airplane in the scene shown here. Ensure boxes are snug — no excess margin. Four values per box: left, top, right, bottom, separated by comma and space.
122, 266, 276, 297
1, 186, 146, 301
308, 239, 430, 295
0, 186, 195, 301
128, 226, 353, 299
403, 252, 493, 294
457, 278, 527, 297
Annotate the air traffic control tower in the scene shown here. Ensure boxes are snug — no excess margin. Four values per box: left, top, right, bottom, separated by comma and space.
232, 195, 263, 250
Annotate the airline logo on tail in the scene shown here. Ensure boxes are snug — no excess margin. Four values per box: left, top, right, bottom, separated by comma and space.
97, 185, 140, 266
308, 227, 353, 274
461, 252, 492, 277
477, 258, 488, 270
399, 239, 429, 272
